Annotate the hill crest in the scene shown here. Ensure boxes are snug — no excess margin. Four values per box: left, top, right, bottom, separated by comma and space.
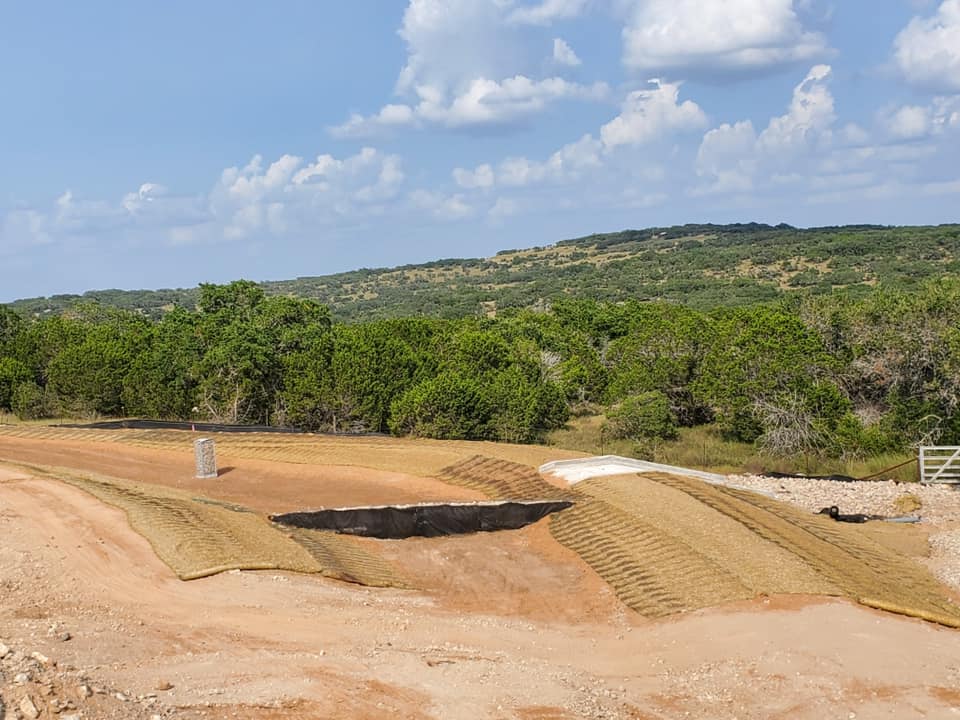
8, 222, 960, 321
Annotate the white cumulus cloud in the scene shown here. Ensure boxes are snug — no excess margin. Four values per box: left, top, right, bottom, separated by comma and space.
620, 0, 829, 74
894, 0, 960, 92
884, 96, 960, 140
409, 189, 475, 219
756, 64, 835, 155
695, 120, 758, 194
552, 37, 582, 67
396, 0, 526, 96
336, 75, 608, 134
600, 79, 708, 149
331, 0, 608, 137
453, 163, 496, 189
417, 75, 608, 127
330, 104, 416, 138
508, 0, 589, 25
694, 64, 837, 194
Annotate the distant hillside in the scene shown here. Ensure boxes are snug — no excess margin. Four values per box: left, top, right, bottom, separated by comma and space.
9, 223, 960, 321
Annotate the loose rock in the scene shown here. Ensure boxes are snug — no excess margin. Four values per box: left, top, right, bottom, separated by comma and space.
19, 696, 39, 720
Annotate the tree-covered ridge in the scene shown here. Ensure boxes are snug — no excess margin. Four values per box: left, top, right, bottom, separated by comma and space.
9, 223, 960, 322
2, 278, 960, 458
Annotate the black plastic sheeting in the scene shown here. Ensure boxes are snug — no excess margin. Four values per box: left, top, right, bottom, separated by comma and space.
270, 501, 574, 539
58, 419, 385, 436
61, 419, 304, 433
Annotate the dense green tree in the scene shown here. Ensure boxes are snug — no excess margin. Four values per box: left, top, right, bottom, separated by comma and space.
693, 305, 846, 444
605, 303, 713, 425
11, 381, 48, 420
389, 372, 492, 439
44, 307, 149, 417
606, 391, 679, 441
0, 306, 23, 356
122, 308, 202, 419
3, 262, 959, 454
0, 357, 31, 410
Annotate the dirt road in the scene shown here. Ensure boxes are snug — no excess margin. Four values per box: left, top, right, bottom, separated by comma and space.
3, 460, 960, 719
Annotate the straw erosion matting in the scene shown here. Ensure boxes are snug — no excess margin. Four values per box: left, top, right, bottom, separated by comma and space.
0, 425, 583, 477
6, 463, 406, 587
439, 457, 960, 626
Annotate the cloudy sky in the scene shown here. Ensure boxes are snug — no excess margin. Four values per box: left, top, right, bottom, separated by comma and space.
2, 1, 959, 301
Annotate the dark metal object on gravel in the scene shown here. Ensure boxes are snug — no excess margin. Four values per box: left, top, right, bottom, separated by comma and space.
766, 471, 859, 483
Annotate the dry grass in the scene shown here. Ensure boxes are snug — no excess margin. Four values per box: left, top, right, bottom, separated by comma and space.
0, 412, 90, 427
893, 492, 923, 515
548, 417, 920, 482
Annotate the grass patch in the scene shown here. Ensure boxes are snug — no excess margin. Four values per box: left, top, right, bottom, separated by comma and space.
546, 416, 919, 482
0, 411, 94, 427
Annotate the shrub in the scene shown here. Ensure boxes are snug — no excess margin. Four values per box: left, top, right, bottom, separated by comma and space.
0, 358, 31, 410
389, 373, 492, 440
606, 391, 679, 441
12, 381, 47, 420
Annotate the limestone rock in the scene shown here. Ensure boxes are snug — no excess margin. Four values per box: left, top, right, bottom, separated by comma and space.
19, 696, 39, 720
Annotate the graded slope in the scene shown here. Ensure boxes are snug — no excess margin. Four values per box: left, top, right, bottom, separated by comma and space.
437, 458, 960, 626
3, 427, 959, 627
0, 425, 582, 478
7, 463, 405, 586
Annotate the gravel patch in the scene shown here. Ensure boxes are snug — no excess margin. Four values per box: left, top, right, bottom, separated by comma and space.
727, 474, 960, 593
725, 474, 960, 523
929, 530, 960, 591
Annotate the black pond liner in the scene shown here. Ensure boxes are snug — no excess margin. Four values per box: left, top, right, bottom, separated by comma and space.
60, 419, 305, 433
57, 418, 389, 436
270, 500, 574, 539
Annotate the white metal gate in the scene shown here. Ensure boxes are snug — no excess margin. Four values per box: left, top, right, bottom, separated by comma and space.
919, 446, 960, 484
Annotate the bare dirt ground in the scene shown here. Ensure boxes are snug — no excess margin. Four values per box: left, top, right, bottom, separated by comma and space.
2, 439, 960, 719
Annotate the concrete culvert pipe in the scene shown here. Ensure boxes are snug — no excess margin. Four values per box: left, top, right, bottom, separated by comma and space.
270, 500, 573, 539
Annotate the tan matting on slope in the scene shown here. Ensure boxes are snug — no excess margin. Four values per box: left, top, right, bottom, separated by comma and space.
0, 426, 578, 475
9, 463, 406, 587
437, 457, 960, 627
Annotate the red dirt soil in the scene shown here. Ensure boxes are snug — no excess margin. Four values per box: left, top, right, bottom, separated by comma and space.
3, 439, 960, 719
0, 434, 484, 511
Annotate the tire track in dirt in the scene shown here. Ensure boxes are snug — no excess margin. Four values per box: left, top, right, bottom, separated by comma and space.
436, 458, 960, 625
435, 456, 574, 501
666, 477, 960, 621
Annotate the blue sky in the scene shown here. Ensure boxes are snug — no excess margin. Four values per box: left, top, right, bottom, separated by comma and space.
2, 0, 959, 301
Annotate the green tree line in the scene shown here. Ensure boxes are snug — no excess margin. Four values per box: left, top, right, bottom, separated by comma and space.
2, 278, 960, 457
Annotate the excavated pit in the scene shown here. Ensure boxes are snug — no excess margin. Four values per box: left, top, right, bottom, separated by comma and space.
270, 500, 573, 539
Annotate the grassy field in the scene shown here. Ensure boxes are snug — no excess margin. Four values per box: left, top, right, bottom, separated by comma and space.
547, 416, 920, 483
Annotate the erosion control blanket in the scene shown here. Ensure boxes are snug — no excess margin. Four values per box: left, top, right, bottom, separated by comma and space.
271, 500, 573, 538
